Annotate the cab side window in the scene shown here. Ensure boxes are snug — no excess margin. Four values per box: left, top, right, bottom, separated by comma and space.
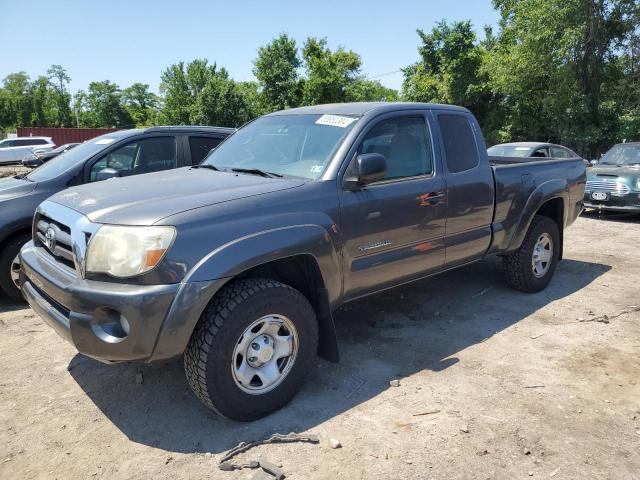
90, 137, 177, 182
438, 114, 479, 172
358, 116, 433, 181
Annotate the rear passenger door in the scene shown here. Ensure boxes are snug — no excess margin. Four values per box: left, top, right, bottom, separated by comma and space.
339, 113, 447, 300
435, 112, 494, 266
186, 135, 225, 165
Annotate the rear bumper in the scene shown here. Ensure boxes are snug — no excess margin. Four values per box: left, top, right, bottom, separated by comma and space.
20, 242, 226, 363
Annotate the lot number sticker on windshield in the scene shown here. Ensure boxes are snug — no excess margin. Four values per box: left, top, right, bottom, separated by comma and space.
315, 115, 357, 128
95, 138, 115, 145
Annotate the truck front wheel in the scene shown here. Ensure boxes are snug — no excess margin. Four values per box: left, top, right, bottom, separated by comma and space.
0, 233, 30, 302
184, 278, 318, 421
503, 215, 560, 293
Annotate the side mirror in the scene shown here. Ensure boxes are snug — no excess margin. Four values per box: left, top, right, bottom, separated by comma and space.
590, 159, 598, 166
96, 168, 121, 181
345, 153, 387, 189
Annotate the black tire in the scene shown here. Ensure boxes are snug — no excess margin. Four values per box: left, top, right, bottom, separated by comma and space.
183, 278, 318, 421
0, 233, 31, 303
503, 215, 560, 293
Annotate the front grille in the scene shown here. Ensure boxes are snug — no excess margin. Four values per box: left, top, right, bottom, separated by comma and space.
34, 214, 76, 269
585, 180, 630, 196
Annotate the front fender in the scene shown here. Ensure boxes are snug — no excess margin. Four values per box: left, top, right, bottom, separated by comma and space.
506, 179, 568, 252
187, 223, 342, 305
149, 224, 342, 363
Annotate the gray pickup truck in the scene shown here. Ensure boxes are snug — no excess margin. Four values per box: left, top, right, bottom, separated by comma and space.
20, 103, 585, 421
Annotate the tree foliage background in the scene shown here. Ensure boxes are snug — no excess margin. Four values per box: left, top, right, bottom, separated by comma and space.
0, 0, 637, 156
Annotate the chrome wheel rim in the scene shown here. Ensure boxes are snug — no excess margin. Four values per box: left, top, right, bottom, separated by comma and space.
231, 314, 298, 395
10, 253, 21, 291
531, 233, 553, 278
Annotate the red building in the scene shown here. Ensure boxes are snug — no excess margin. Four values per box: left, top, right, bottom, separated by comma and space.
16, 127, 120, 146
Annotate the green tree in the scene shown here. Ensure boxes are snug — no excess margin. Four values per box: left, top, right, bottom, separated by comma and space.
487, 0, 638, 154
254, 34, 302, 110
301, 37, 362, 105
402, 20, 497, 136
29, 76, 54, 127
158, 61, 191, 124
80, 80, 133, 128
159, 59, 260, 127
1, 72, 33, 127
345, 78, 399, 102
122, 83, 159, 127
46, 64, 73, 127
190, 64, 256, 127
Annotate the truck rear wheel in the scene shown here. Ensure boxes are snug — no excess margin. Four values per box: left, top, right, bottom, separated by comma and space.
183, 278, 318, 421
503, 215, 560, 293
0, 233, 30, 303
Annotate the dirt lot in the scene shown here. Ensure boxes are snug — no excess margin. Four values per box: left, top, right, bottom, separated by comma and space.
1, 212, 639, 480
0, 164, 29, 178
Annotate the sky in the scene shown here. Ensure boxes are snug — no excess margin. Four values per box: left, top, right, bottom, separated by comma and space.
0, 0, 499, 94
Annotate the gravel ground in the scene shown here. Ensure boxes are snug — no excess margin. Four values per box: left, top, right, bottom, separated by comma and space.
1, 212, 639, 480
0, 164, 29, 178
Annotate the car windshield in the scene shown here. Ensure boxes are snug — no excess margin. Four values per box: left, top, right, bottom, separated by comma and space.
202, 114, 359, 179
599, 144, 640, 166
487, 145, 533, 157
27, 136, 119, 181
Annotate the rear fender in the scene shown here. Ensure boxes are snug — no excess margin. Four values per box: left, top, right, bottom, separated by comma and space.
506, 179, 568, 253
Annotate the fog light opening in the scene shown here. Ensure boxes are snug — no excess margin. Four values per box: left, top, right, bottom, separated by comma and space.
91, 308, 130, 343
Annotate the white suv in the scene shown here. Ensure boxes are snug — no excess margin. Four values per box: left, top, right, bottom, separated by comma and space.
0, 137, 55, 165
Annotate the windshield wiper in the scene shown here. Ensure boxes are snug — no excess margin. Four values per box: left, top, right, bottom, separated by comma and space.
230, 168, 282, 178
191, 164, 221, 171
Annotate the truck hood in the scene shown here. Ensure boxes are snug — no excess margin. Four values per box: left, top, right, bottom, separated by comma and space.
49, 167, 305, 225
0, 175, 37, 201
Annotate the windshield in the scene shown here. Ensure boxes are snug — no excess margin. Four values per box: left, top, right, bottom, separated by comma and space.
487, 145, 533, 157
599, 144, 640, 166
202, 114, 358, 179
27, 136, 119, 181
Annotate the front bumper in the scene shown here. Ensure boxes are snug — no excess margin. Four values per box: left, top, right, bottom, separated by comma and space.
20, 242, 225, 363
583, 192, 640, 212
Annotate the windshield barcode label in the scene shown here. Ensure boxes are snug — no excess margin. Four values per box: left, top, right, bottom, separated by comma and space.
315, 115, 357, 128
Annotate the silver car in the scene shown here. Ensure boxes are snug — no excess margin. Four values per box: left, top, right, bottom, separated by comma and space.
0, 137, 55, 165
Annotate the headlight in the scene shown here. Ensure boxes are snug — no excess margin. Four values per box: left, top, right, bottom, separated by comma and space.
636, 178, 640, 190
85, 225, 176, 278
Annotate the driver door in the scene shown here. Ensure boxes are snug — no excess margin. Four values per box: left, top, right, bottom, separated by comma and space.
339, 113, 447, 300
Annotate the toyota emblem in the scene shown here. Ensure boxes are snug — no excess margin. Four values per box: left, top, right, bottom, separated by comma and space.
44, 227, 56, 250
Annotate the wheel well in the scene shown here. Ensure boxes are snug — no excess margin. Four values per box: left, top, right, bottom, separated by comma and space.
535, 198, 564, 259
234, 255, 339, 362
239, 255, 325, 312
0, 227, 32, 254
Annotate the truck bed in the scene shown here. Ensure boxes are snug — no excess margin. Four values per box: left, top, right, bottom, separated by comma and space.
488, 157, 586, 254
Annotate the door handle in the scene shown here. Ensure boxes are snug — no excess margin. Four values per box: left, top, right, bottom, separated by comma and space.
418, 191, 446, 206
427, 191, 446, 199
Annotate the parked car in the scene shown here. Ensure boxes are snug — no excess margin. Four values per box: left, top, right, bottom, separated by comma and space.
0, 126, 233, 301
22, 143, 80, 168
583, 142, 640, 213
0, 137, 55, 165
20, 103, 585, 421
488, 142, 588, 166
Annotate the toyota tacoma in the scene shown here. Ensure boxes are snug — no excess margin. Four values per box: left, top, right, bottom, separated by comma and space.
20, 103, 586, 421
